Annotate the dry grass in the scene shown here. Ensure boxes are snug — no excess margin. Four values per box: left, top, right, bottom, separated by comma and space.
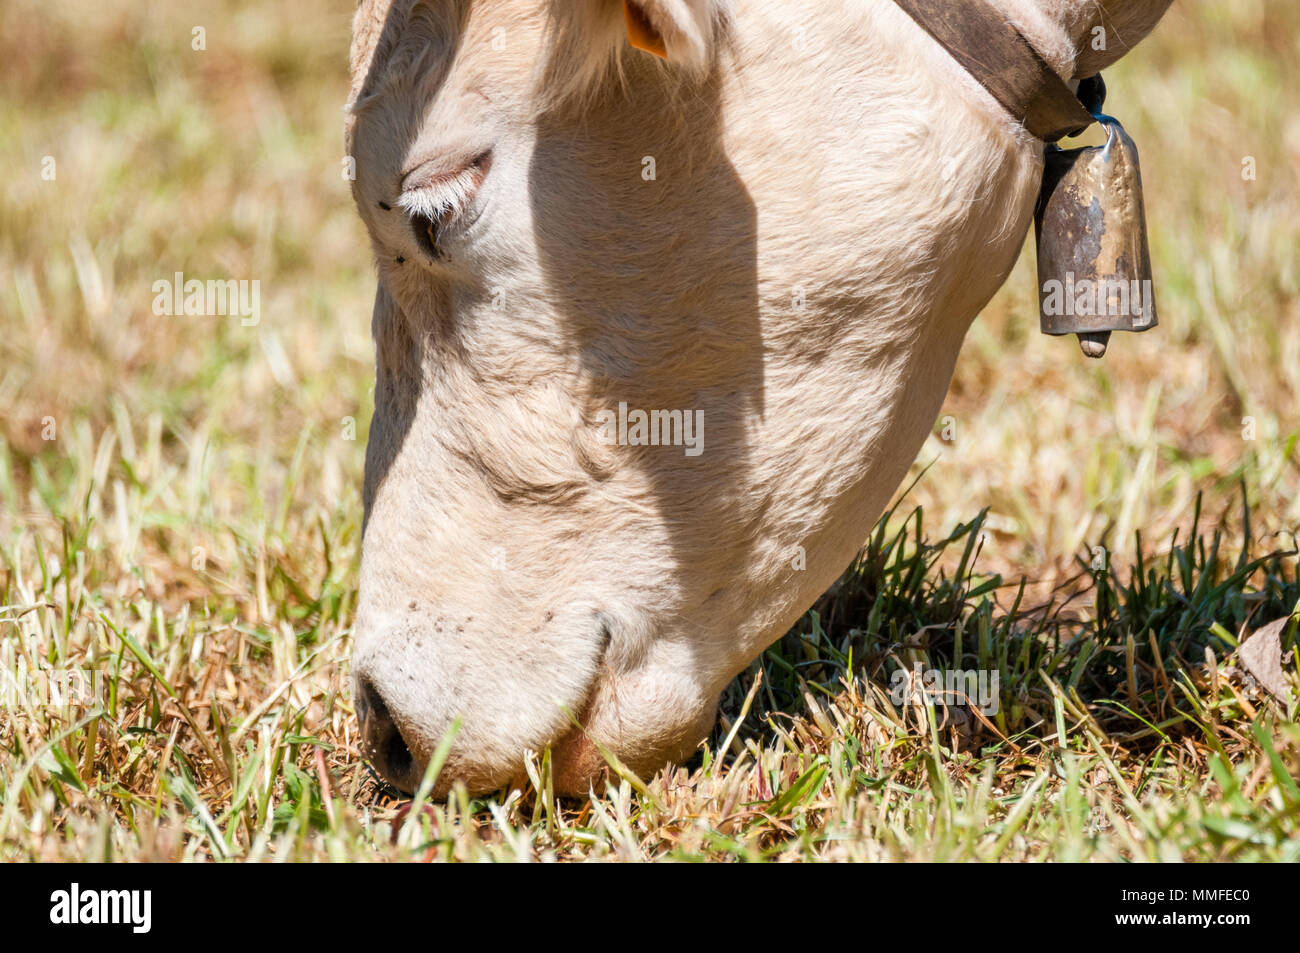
0, 0, 1297, 861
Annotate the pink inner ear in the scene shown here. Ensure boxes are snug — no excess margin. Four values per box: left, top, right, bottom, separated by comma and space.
623, 0, 669, 59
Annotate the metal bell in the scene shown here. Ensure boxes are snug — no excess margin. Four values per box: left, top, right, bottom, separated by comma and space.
1035, 75, 1157, 358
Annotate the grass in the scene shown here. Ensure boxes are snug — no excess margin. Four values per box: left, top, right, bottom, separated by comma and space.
1, 0, 1298, 861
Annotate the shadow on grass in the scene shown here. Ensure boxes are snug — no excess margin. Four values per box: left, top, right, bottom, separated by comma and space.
707, 486, 1298, 761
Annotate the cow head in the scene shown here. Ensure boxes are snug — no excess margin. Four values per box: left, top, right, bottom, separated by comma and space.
345, 0, 1172, 795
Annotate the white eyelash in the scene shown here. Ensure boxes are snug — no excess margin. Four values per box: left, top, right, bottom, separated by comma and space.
396, 165, 481, 223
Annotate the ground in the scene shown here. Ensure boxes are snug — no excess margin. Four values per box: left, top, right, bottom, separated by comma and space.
1, 0, 1296, 861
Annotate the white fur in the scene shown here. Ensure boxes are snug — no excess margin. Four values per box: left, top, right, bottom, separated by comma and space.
345, 0, 1173, 795
395, 164, 484, 223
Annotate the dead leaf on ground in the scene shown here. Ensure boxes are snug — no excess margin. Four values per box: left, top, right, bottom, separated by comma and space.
1238, 618, 1296, 705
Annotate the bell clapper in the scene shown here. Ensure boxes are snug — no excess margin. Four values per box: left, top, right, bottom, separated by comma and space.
1077, 330, 1111, 358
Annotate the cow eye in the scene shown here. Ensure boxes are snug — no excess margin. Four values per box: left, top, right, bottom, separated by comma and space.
398, 152, 492, 257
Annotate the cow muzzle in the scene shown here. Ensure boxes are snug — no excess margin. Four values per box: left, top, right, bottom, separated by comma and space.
349, 601, 614, 795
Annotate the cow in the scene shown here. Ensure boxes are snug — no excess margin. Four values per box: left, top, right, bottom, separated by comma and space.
345, 0, 1174, 795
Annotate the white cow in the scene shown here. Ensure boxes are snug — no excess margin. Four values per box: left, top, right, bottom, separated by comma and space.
345, 0, 1174, 794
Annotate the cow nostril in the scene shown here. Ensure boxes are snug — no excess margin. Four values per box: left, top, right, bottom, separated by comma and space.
380, 723, 414, 783
358, 677, 418, 792
358, 676, 387, 722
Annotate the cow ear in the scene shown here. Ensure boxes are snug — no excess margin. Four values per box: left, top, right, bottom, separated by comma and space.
621, 0, 717, 70
623, 1, 668, 58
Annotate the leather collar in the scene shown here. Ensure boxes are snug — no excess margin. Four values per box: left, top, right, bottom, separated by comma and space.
891, 0, 1095, 142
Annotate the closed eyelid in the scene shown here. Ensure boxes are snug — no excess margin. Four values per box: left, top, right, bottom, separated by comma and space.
400, 150, 491, 192
396, 152, 491, 219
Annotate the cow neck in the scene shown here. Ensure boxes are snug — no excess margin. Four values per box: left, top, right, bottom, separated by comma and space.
890, 0, 1095, 142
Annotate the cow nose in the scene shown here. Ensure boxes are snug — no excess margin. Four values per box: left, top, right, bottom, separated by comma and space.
356, 676, 421, 793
